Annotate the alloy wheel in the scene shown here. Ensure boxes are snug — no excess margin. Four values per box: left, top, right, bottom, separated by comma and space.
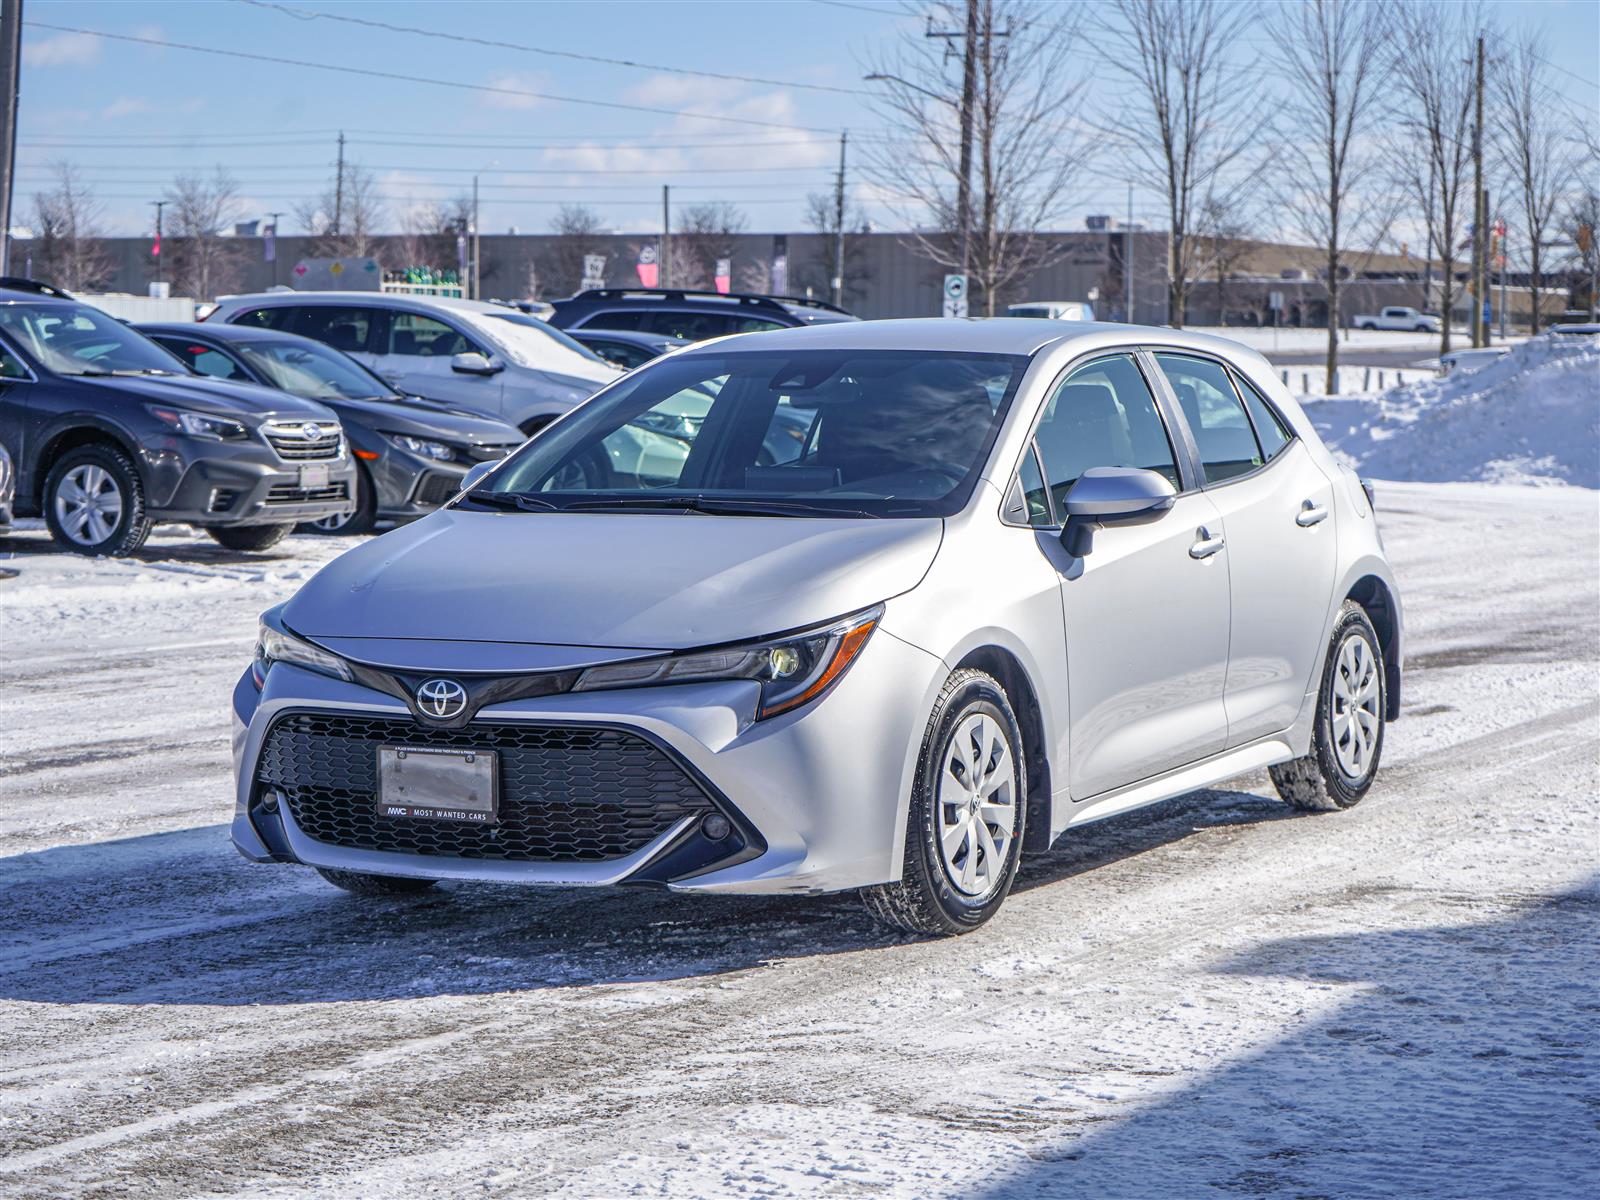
1330, 633, 1381, 779
936, 712, 1017, 898
54, 464, 124, 547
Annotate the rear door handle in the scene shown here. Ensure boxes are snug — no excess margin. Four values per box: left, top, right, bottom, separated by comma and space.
1190, 526, 1225, 559
1296, 499, 1329, 527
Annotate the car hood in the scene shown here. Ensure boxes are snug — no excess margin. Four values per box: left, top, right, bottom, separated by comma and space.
87, 373, 339, 420
284, 509, 943, 652
316, 396, 522, 443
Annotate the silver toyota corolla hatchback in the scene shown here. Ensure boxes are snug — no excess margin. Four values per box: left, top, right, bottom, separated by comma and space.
233, 319, 1402, 935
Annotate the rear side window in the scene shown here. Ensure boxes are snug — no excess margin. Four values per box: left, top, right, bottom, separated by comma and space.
1154, 352, 1263, 485
647, 310, 731, 341
730, 316, 788, 334
1234, 373, 1292, 460
1032, 353, 1180, 510
579, 310, 645, 331
386, 313, 477, 357
232, 306, 294, 331
293, 307, 377, 354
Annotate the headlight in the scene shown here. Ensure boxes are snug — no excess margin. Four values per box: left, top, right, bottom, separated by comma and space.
146, 405, 247, 440
385, 432, 457, 462
572, 607, 880, 720
252, 619, 352, 688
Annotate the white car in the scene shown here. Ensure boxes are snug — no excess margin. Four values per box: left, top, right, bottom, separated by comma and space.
205, 292, 622, 434
1436, 346, 1510, 377
1354, 306, 1441, 333
1007, 300, 1096, 322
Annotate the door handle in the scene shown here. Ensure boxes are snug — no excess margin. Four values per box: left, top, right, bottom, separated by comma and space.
1296, 499, 1329, 527
1189, 526, 1225, 559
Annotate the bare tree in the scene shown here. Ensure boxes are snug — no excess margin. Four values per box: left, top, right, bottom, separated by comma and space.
1563, 186, 1599, 317
1268, 0, 1391, 391
1093, 0, 1265, 326
1193, 192, 1256, 324
296, 162, 384, 259
30, 162, 113, 291
801, 191, 872, 306
165, 167, 244, 301
539, 204, 609, 298
1388, 2, 1478, 351
673, 202, 745, 291
1493, 30, 1576, 334
393, 196, 472, 274
863, 0, 1090, 316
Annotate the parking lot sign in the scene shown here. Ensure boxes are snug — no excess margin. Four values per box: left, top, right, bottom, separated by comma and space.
581, 254, 606, 290
943, 273, 968, 318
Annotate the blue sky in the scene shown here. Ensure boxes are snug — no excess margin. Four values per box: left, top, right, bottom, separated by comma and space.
15, 0, 1600, 240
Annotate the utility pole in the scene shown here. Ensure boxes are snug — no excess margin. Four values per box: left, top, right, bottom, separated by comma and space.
471, 173, 481, 300
1125, 183, 1134, 323
832, 131, 847, 308
661, 184, 671, 289
1471, 35, 1485, 347
267, 210, 283, 288
0, 0, 21, 277
151, 199, 166, 289
333, 130, 346, 239
927, 0, 978, 278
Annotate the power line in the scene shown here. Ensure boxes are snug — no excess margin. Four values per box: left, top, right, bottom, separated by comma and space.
21, 21, 841, 134
238, 0, 869, 97
14, 162, 835, 176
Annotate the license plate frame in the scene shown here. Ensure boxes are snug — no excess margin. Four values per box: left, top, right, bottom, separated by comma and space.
299, 463, 331, 490
376, 746, 498, 824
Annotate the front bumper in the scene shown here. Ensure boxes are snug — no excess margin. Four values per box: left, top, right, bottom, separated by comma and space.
231, 627, 944, 894
142, 438, 358, 527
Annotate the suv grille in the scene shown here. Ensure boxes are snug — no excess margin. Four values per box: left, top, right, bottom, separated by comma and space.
257, 712, 714, 863
264, 421, 343, 460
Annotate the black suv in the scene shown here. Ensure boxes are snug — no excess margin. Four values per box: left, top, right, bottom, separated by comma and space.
0, 282, 356, 556
546, 288, 856, 342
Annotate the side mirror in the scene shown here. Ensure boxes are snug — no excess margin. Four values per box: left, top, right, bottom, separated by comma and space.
451, 351, 502, 376
1059, 466, 1177, 557
458, 460, 496, 493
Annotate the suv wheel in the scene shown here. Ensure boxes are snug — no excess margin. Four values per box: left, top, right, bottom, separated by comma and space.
862, 669, 1025, 936
44, 445, 152, 557
208, 523, 294, 552
316, 867, 437, 896
1270, 601, 1386, 811
300, 464, 374, 536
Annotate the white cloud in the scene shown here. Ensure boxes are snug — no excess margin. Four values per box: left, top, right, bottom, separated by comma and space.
102, 96, 153, 119
481, 73, 543, 111
24, 32, 100, 68
623, 74, 717, 110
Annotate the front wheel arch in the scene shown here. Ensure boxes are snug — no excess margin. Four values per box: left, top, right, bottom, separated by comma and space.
953, 645, 1053, 853
32, 425, 144, 510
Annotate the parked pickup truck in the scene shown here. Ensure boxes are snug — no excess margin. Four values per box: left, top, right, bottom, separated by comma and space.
1354, 306, 1441, 332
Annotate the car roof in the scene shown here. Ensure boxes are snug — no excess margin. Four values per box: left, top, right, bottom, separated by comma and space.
214, 290, 509, 317
678, 317, 1275, 364
136, 321, 328, 347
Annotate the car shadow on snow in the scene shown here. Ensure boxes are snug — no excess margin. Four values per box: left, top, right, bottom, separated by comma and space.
0, 526, 324, 567
976, 877, 1600, 1200
0, 784, 1298, 1008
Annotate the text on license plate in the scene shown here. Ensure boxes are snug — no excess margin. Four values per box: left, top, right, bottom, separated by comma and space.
376, 746, 498, 824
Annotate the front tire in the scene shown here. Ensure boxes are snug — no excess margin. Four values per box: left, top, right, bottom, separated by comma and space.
315, 867, 437, 896
862, 669, 1025, 936
299, 464, 375, 536
1270, 601, 1386, 812
44, 445, 152, 557
207, 523, 294, 552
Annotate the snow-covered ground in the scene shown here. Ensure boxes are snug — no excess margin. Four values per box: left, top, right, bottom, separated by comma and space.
1303, 332, 1600, 487
1186, 325, 1462, 356
1, 471, 1595, 1197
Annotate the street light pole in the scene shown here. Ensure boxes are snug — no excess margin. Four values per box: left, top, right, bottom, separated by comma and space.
151, 199, 166, 290
471, 173, 480, 301
266, 210, 283, 288
0, 0, 21, 278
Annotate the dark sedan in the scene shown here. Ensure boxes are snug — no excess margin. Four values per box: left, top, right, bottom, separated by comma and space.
569, 328, 689, 370
140, 323, 525, 535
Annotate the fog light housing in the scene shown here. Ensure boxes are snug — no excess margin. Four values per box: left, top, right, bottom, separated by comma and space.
701, 813, 731, 841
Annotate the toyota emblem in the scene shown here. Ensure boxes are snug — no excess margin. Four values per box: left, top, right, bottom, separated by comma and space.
415, 677, 468, 720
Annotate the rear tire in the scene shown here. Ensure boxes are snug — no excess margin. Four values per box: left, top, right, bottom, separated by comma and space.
43, 444, 152, 557
315, 867, 437, 896
862, 669, 1025, 936
1270, 601, 1386, 812
207, 523, 293, 552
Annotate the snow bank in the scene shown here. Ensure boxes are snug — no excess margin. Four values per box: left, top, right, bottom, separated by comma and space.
1304, 333, 1600, 487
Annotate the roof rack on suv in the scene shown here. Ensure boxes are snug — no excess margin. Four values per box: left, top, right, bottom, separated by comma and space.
774, 295, 850, 315
0, 277, 74, 300
565, 288, 850, 316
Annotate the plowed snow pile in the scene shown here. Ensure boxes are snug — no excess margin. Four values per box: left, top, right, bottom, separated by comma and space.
1305, 332, 1599, 486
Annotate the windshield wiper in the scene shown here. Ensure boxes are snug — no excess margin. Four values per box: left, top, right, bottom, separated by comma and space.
458, 489, 560, 512
561, 495, 882, 519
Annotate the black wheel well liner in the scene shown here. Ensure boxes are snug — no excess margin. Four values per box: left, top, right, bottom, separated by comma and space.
32, 426, 142, 508
1346, 574, 1402, 720
953, 645, 1054, 853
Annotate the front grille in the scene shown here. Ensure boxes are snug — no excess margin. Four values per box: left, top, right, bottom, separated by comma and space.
413, 471, 464, 507
257, 712, 714, 863
266, 482, 349, 505
264, 422, 343, 460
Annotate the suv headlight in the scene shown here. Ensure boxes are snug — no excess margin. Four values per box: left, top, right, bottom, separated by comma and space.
252, 619, 352, 688
572, 607, 880, 720
147, 405, 248, 440
385, 432, 457, 462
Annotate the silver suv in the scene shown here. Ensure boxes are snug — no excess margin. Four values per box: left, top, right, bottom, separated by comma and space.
205, 292, 621, 434
232, 319, 1401, 936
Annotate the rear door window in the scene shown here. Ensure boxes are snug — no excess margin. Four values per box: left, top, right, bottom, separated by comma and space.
1233, 374, 1292, 460
385, 312, 479, 358
1154, 352, 1264, 484
646, 310, 732, 341
579, 310, 645, 331
292, 307, 378, 354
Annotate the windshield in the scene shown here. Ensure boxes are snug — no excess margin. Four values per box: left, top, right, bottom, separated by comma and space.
458, 309, 618, 377
468, 349, 1027, 518
0, 303, 183, 376
235, 339, 395, 401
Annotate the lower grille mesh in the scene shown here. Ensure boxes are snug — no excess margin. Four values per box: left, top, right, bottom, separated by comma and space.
258, 712, 713, 862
